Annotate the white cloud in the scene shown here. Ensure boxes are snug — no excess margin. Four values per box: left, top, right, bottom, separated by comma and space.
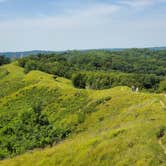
65, 4, 120, 17
118, 0, 153, 7
11, 3, 120, 29
0, 1, 165, 51
117, 0, 166, 8
0, 3, 121, 51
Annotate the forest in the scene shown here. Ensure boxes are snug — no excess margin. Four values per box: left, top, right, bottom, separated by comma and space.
17, 48, 166, 92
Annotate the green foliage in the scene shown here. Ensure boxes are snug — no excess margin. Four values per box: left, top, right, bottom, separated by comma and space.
17, 49, 166, 78
18, 56, 74, 78
24, 60, 39, 73
95, 96, 112, 105
156, 126, 166, 138
159, 80, 166, 92
17, 49, 166, 91
72, 73, 87, 89
2, 49, 166, 165
72, 71, 160, 91
0, 64, 98, 159
0, 103, 56, 158
1, 73, 166, 165
0, 56, 10, 66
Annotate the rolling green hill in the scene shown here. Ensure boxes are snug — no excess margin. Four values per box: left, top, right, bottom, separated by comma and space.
1, 64, 166, 165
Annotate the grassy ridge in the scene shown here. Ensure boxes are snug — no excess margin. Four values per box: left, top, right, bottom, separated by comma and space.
1, 64, 166, 165
0, 64, 97, 159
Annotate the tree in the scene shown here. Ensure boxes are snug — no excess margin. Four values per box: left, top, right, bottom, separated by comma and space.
72, 73, 87, 89
0, 56, 10, 66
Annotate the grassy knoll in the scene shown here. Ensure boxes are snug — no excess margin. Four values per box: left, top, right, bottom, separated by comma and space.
1, 64, 166, 165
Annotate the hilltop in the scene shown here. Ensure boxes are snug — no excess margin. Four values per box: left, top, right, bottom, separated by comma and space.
0, 64, 166, 165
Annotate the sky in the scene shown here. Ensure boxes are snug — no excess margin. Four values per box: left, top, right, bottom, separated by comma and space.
0, 0, 166, 51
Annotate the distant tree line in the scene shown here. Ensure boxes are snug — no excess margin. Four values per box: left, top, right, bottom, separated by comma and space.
72, 72, 161, 91
17, 49, 166, 92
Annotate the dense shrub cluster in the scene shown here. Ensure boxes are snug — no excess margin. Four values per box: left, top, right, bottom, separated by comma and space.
0, 98, 96, 159
18, 54, 74, 78
72, 72, 161, 91
0, 103, 56, 159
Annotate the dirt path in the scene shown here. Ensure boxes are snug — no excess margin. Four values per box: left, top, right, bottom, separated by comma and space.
158, 138, 166, 155
158, 95, 166, 154
159, 94, 166, 108
160, 100, 165, 108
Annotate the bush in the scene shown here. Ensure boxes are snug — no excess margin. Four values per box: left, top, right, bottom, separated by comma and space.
0, 103, 57, 158
72, 73, 87, 89
156, 126, 166, 138
0, 56, 10, 66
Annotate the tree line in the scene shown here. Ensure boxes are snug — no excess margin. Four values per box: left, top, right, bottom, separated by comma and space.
17, 49, 166, 92
72, 72, 161, 91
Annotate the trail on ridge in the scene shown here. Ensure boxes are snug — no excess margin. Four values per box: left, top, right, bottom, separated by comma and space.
158, 138, 166, 155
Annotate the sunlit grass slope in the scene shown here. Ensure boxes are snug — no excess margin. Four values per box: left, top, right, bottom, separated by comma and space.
0, 63, 97, 159
1, 64, 166, 165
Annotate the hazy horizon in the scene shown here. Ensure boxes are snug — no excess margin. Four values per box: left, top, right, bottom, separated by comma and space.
1, 46, 166, 53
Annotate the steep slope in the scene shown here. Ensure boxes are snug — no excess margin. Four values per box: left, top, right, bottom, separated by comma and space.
1, 64, 166, 165
0, 63, 25, 98
0, 64, 96, 159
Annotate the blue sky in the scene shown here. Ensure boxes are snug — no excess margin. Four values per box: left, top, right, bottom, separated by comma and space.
0, 0, 166, 51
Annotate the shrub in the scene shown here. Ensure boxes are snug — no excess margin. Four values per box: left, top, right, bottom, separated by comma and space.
0, 56, 10, 66
156, 126, 166, 138
72, 73, 87, 89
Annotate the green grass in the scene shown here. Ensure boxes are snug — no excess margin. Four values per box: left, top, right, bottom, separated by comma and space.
1, 64, 166, 165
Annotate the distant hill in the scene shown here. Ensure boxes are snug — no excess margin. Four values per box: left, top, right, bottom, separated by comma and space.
1, 47, 166, 58
0, 50, 55, 58
148, 47, 166, 51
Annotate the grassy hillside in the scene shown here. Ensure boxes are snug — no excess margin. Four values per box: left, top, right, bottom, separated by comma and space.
1, 64, 166, 165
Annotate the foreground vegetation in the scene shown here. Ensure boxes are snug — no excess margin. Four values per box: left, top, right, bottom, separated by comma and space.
1, 63, 166, 165
0, 64, 97, 159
